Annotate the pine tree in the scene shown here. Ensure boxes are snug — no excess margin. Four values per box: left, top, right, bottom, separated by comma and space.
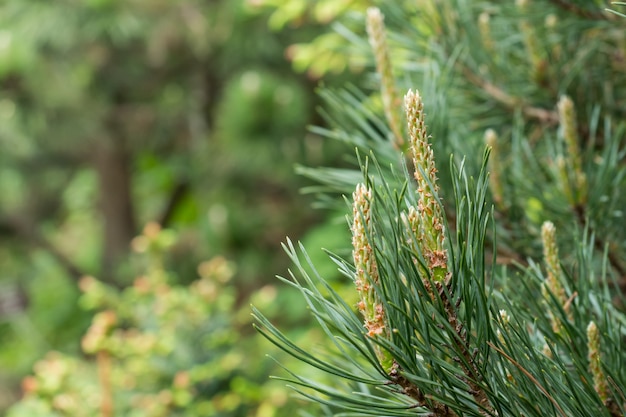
254, 2, 626, 416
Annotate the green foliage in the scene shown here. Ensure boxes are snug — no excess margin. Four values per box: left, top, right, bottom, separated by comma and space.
254, 1, 626, 416
3, 0, 625, 415
265, 0, 626, 268
0, 0, 339, 407
251, 0, 372, 77
214, 69, 310, 179
0, 253, 89, 377
0, 0, 322, 279
7, 225, 310, 417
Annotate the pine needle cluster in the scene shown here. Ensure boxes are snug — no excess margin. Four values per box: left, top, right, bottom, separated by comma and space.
254, 2, 626, 416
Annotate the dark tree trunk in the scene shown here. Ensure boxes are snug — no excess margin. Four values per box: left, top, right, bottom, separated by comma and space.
93, 139, 136, 283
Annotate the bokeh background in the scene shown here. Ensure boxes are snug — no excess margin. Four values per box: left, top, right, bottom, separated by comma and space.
0, 0, 366, 415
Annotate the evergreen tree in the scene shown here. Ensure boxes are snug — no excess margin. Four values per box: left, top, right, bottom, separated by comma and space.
254, 2, 626, 416
0, 0, 336, 409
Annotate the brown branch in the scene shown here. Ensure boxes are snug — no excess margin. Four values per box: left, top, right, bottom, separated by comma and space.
437, 280, 494, 416
460, 67, 559, 125
97, 350, 114, 417
380, 269, 487, 416
606, 378, 626, 417
548, 0, 610, 20
389, 363, 459, 417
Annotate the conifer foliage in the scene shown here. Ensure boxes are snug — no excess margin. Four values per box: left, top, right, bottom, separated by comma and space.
254, 2, 626, 416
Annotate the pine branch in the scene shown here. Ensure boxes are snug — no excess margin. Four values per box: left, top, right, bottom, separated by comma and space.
437, 280, 494, 416
254, 4, 626, 417
389, 366, 459, 417
460, 66, 559, 125
548, 0, 610, 20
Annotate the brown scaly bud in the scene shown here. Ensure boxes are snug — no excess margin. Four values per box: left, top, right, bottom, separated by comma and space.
541, 221, 571, 332
351, 184, 393, 370
352, 184, 378, 287
557, 95, 587, 205
555, 156, 575, 206
478, 12, 494, 52
516, 0, 548, 84
366, 7, 404, 149
484, 129, 505, 210
404, 89, 448, 282
544, 14, 561, 61
587, 321, 609, 403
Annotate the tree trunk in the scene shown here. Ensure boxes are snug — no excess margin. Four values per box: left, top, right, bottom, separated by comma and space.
93, 139, 136, 284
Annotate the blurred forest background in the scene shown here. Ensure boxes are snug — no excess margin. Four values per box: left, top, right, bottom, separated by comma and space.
0, 0, 366, 415
2, 0, 625, 416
